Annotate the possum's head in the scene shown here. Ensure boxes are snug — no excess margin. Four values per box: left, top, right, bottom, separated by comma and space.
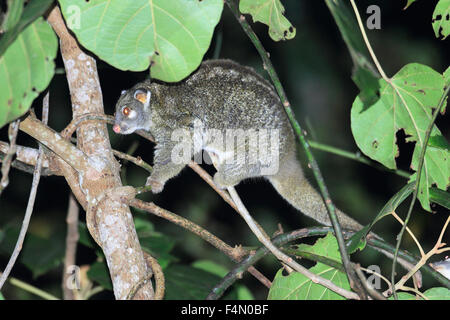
113, 84, 152, 135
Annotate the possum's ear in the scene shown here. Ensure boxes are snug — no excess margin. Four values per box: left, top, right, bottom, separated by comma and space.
134, 89, 151, 111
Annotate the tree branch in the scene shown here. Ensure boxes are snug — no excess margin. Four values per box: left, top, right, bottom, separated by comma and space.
46, 6, 153, 300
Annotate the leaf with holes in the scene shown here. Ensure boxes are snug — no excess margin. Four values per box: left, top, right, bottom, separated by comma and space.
432, 0, 450, 40
58, 0, 223, 82
268, 234, 350, 300
239, 0, 296, 41
351, 63, 449, 211
0, 17, 57, 129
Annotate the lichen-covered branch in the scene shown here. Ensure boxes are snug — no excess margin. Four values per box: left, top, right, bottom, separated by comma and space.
46, 6, 154, 300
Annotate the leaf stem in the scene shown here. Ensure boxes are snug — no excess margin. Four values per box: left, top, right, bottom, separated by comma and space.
8, 277, 59, 300
308, 140, 410, 178
349, 0, 389, 81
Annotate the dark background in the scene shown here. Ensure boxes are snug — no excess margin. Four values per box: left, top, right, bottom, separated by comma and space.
0, 0, 448, 299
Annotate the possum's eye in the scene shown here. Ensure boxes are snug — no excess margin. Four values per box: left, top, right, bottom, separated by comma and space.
122, 106, 131, 116
122, 106, 137, 119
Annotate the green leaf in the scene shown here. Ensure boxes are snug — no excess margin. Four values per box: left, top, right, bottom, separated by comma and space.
268, 234, 350, 300
1, 0, 24, 32
139, 233, 177, 269
372, 182, 415, 223
135, 217, 177, 269
0, 226, 65, 278
239, 0, 296, 41
87, 261, 113, 291
444, 66, 450, 86
388, 292, 416, 300
0, 0, 54, 57
133, 216, 155, 234
432, 0, 450, 40
0, 17, 58, 129
389, 287, 450, 300
325, 0, 380, 109
429, 187, 450, 210
423, 287, 450, 299
345, 226, 368, 254
235, 285, 254, 300
351, 63, 449, 211
164, 264, 235, 300
58, 0, 223, 82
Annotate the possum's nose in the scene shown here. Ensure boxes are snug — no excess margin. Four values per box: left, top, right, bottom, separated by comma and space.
113, 124, 121, 133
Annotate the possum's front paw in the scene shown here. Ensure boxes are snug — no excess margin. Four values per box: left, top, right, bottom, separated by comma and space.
213, 173, 227, 190
146, 177, 164, 194
213, 172, 238, 190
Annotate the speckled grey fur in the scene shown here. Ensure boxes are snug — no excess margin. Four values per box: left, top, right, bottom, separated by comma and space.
114, 60, 361, 230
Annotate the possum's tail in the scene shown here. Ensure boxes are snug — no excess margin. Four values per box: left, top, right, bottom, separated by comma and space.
267, 150, 362, 231
267, 151, 422, 283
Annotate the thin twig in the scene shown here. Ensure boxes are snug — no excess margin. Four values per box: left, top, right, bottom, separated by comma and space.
113, 149, 152, 174
145, 254, 165, 300
394, 216, 450, 291
0, 119, 20, 196
349, 0, 389, 81
226, 186, 359, 300
129, 198, 272, 288
62, 193, 80, 300
7, 277, 59, 300
359, 266, 392, 292
391, 211, 425, 257
207, 227, 333, 300
131, 199, 240, 258
368, 237, 450, 288
308, 140, 410, 178
0, 93, 49, 290
353, 264, 387, 300
119, 140, 141, 185
226, 0, 364, 298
